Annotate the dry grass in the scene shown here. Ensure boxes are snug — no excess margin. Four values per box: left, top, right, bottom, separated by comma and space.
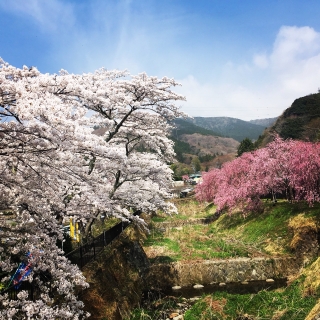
288, 213, 317, 230
91, 217, 121, 237
81, 288, 120, 320
303, 257, 320, 296
271, 309, 288, 320
82, 228, 148, 320
305, 298, 320, 320
288, 214, 317, 250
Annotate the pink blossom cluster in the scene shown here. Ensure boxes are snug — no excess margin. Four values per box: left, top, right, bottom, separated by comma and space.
181, 175, 189, 182
196, 136, 320, 213
0, 60, 185, 319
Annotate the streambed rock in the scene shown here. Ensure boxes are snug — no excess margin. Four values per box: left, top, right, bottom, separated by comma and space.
172, 286, 182, 290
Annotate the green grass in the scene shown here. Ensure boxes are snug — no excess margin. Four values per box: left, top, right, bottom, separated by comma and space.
144, 201, 320, 262
144, 231, 182, 262
208, 201, 320, 256
144, 229, 164, 246
190, 238, 248, 259
184, 279, 317, 320
214, 203, 292, 245
144, 223, 250, 261
151, 216, 167, 223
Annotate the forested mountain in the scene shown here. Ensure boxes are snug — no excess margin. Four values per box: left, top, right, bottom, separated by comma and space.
170, 118, 239, 164
170, 116, 271, 174
171, 118, 221, 139
184, 117, 265, 142
257, 93, 320, 147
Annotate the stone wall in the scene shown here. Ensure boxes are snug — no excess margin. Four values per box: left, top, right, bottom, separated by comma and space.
146, 256, 301, 289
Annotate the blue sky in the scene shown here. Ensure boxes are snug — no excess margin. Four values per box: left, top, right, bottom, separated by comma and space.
1, 0, 320, 120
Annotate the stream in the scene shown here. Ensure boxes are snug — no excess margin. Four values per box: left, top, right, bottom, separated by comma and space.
166, 278, 288, 298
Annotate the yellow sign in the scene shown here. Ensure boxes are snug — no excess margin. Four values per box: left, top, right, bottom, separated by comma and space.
70, 218, 80, 242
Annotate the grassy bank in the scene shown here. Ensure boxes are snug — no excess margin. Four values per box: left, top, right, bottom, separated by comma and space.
132, 198, 320, 319
144, 199, 320, 263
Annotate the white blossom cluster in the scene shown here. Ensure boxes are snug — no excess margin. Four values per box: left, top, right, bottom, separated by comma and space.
0, 59, 185, 319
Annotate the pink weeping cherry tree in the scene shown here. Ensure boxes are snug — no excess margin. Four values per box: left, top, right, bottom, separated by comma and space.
196, 136, 320, 214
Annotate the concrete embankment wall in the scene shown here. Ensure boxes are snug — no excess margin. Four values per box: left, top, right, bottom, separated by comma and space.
146, 256, 301, 289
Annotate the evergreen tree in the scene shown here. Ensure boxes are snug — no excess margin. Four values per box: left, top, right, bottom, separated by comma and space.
237, 138, 254, 157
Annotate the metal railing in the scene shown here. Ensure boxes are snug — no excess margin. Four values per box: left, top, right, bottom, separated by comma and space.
65, 220, 130, 269
1, 219, 131, 300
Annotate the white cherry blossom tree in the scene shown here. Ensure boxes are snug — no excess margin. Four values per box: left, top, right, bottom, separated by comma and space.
0, 59, 185, 319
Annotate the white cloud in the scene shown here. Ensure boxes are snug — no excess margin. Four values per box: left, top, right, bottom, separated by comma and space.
270, 26, 320, 95
0, 0, 75, 32
253, 54, 268, 69
271, 26, 320, 69
178, 26, 320, 121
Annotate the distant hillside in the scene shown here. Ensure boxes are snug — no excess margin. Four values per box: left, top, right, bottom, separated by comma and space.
179, 133, 239, 157
185, 117, 265, 142
257, 93, 320, 147
249, 117, 278, 127
170, 118, 240, 170
171, 119, 226, 163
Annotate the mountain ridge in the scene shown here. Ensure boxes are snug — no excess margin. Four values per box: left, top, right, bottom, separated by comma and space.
184, 116, 266, 142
